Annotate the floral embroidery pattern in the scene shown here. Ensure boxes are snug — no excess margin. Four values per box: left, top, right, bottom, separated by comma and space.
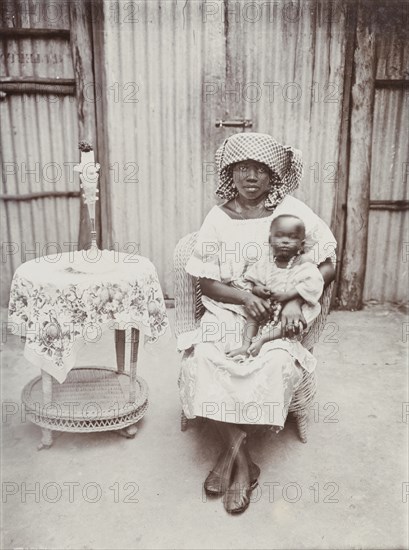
8, 266, 169, 370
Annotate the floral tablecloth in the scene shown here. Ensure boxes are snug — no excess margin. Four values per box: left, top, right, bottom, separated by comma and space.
8, 250, 170, 383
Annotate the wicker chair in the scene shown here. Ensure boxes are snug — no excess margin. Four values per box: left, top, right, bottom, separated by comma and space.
174, 232, 333, 443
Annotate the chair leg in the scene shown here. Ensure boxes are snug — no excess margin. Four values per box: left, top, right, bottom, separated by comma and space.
294, 409, 308, 443
181, 410, 188, 432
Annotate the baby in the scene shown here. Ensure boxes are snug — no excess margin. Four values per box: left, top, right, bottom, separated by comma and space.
227, 214, 324, 359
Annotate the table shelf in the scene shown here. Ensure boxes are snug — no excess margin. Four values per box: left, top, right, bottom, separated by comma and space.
21, 328, 149, 449
22, 367, 149, 433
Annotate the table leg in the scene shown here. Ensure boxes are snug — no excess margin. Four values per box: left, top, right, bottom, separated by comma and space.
116, 328, 140, 439
129, 328, 139, 403
38, 370, 53, 450
115, 329, 125, 373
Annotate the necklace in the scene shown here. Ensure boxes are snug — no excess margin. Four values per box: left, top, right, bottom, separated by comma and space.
273, 254, 298, 270
234, 196, 266, 219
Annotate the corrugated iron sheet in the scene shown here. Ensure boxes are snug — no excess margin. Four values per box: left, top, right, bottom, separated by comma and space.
225, 0, 348, 227
0, 0, 80, 305
2, 0, 406, 305
363, 11, 409, 304
100, 0, 348, 298
363, 87, 408, 303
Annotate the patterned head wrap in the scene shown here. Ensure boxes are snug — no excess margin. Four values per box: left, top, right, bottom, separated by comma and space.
215, 132, 303, 209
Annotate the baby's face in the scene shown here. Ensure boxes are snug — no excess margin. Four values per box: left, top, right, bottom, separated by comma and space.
269, 217, 305, 260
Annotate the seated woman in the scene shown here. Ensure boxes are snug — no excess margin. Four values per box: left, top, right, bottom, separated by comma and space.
177, 133, 336, 514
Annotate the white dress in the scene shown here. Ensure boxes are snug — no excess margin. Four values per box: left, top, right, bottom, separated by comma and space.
178, 195, 336, 428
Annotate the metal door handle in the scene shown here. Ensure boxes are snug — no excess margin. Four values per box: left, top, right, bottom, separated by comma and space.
215, 119, 252, 128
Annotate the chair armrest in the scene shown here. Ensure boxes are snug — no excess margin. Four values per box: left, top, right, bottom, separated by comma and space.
301, 282, 334, 350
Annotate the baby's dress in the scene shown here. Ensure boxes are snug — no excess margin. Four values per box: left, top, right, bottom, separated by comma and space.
243, 256, 325, 328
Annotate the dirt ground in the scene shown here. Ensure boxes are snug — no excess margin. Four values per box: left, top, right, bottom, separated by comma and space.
1, 304, 408, 550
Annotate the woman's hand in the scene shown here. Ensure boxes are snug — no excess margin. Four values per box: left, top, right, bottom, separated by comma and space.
199, 278, 269, 322
281, 298, 307, 338
243, 293, 270, 322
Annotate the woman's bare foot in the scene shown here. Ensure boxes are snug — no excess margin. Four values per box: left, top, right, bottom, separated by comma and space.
226, 345, 249, 360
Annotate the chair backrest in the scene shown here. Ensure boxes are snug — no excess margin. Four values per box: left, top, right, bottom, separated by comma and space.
173, 232, 201, 337
173, 232, 334, 348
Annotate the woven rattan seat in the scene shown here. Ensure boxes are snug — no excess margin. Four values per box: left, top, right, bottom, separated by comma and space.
174, 232, 333, 443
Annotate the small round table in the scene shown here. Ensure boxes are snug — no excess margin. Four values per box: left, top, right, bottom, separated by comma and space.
8, 250, 169, 449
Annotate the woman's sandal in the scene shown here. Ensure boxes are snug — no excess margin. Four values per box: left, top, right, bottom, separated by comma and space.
204, 431, 247, 497
222, 435, 255, 514
223, 482, 252, 514
204, 460, 260, 496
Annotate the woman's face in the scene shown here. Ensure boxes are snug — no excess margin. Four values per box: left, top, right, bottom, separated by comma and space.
231, 160, 271, 201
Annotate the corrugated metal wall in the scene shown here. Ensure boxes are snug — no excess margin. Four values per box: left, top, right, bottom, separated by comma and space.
98, 0, 348, 298
2, 0, 407, 304
363, 20, 409, 303
1, 0, 80, 305
222, 1, 347, 227
98, 0, 211, 298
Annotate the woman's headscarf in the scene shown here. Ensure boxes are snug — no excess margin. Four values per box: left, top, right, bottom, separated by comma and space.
215, 132, 303, 209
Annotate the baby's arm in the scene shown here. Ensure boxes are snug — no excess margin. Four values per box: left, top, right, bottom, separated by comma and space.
252, 284, 272, 299
271, 260, 324, 305
270, 287, 300, 304
292, 264, 325, 305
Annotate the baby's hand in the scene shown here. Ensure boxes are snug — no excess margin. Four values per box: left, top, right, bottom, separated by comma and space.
252, 285, 272, 299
